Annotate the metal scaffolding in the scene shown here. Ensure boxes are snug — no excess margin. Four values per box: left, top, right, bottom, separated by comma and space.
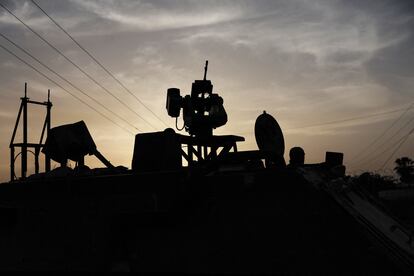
9, 83, 52, 181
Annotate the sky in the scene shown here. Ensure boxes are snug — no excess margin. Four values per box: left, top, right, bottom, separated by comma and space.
0, 0, 413, 182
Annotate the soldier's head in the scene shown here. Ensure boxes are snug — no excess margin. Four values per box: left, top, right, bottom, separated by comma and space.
289, 147, 305, 166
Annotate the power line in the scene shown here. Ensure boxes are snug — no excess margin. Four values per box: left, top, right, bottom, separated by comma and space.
353, 111, 414, 166
0, 2, 158, 130
0, 32, 142, 133
352, 103, 414, 162
30, 0, 169, 129
0, 42, 134, 135
285, 107, 408, 130
355, 127, 413, 169
379, 126, 414, 170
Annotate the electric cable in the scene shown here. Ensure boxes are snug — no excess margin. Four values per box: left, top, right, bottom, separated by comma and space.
0, 2, 158, 130
30, 0, 169, 129
0, 43, 135, 135
286, 107, 407, 130
354, 112, 414, 166
0, 32, 142, 132
352, 102, 414, 162
379, 126, 414, 170
175, 117, 185, 131
355, 127, 413, 169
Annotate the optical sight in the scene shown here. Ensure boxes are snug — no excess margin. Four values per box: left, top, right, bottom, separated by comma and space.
166, 61, 227, 137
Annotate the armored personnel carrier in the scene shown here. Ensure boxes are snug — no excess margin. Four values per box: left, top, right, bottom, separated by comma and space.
0, 62, 413, 273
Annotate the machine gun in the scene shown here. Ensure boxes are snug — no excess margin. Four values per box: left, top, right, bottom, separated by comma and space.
166, 61, 227, 137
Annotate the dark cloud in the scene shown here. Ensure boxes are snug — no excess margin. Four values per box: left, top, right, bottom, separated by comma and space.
365, 34, 414, 98
0, 0, 413, 181
0, 0, 19, 10
326, 50, 365, 64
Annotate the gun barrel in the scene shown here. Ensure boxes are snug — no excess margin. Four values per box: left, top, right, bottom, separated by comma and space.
203, 60, 208, 80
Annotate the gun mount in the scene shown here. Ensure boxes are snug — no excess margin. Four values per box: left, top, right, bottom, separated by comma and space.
42, 121, 114, 169
166, 61, 227, 137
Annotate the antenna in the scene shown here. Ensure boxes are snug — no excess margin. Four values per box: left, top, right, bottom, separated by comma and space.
203, 60, 208, 80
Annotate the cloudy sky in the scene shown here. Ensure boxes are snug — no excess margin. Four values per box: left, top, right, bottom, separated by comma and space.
0, 0, 413, 182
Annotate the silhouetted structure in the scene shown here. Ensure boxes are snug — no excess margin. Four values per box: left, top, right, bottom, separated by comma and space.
159, 61, 243, 167
42, 121, 114, 169
1, 65, 414, 273
9, 83, 51, 181
166, 60, 227, 137
255, 111, 286, 168
289, 146, 305, 166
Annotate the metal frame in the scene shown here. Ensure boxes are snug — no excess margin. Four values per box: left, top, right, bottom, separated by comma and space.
9, 83, 52, 181
176, 134, 244, 166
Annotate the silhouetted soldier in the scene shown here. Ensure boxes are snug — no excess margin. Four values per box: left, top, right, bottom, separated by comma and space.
288, 147, 305, 167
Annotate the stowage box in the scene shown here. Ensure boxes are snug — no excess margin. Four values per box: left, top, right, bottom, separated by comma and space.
132, 129, 182, 172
